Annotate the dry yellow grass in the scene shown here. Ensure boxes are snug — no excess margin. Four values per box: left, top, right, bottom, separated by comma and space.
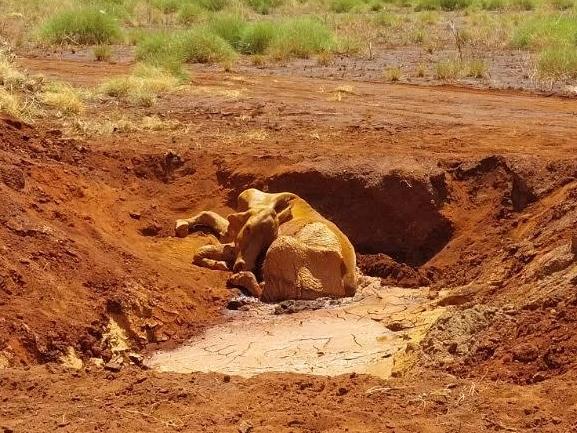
99, 64, 180, 107
41, 82, 85, 115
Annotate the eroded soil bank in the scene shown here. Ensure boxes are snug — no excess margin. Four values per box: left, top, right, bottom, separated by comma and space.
1, 66, 577, 432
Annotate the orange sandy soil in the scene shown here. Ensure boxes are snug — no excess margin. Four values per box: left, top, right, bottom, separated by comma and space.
1, 58, 577, 432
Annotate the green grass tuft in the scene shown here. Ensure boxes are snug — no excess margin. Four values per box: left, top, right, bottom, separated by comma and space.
178, 2, 206, 23
40, 8, 121, 45
207, 13, 247, 50
268, 17, 335, 60
240, 21, 276, 54
246, 0, 284, 14
197, 0, 231, 11
329, 0, 364, 13
537, 46, 577, 79
511, 15, 577, 49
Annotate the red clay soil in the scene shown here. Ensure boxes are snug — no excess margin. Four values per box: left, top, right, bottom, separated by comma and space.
2, 60, 577, 431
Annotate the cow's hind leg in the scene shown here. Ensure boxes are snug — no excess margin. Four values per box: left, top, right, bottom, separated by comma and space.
175, 211, 229, 238
193, 242, 235, 271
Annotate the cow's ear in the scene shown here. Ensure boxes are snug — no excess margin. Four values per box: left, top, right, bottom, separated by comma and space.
277, 207, 292, 224
273, 194, 294, 213
228, 210, 251, 229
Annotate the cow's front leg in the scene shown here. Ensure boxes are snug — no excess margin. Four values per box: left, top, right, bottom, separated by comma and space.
227, 271, 263, 298
193, 242, 235, 271
175, 211, 229, 238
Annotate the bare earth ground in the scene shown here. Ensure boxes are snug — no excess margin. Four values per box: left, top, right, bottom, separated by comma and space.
1, 58, 577, 432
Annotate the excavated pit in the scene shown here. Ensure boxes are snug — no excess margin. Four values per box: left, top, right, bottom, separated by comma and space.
216, 158, 453, 266
145, 161, 455, 378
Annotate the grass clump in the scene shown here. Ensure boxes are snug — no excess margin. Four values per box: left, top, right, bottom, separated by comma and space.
268, 18, 334, 60
240, 21, 276, 54
537, 46, 577, 79
178, 2, 205, 23
511, 15, 577, 49
549, 0, 574, 9
177, 28, 237, 64
93, 45, 113, 61
246, 0, 283, 14
197, 0, 230, 11
151, 0, 182, 13
329, 0, 364, 12
435, 58, 463, 79
0, 88, 21, 118
40, 8, 121, 45
136, 29, 237, 67
374, 11, 399, 27
207, 13, 247, 50
0, 52, 26, 91
435, 57, 488, 79
99, 64, 180, 107
41, 82, 85, 115
479, 0, 506, 10
465, 58, 488, 78
384, 66, 401, 81
508, 0, 536, 9
414, 0, 472, 10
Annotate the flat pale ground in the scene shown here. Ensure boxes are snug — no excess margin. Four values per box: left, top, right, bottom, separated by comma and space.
146, 280, 444, 378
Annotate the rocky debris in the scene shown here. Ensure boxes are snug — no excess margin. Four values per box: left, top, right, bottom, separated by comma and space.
104, 358, 123, 372
421, 306, 502, 363
0, 166, 25, 191
226, 296, 259, 311
139, 222, 162, 237
238, 420, 253, 433
273, 298, 338, 315
512, 343, 539, 363
532, 244, 576, 280
384, 320, 415, 332
357, 253, 430, 288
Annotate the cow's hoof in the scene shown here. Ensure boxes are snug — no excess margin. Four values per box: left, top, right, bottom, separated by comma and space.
175, 220, 189, 238
228, 271, 262, 298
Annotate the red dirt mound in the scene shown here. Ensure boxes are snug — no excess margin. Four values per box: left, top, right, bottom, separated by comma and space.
0, 115, 230, 366
357, 253, 431, 288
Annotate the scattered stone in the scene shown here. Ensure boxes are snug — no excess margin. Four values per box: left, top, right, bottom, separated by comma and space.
139, 222, 162, 237
223, 374, 231, 383
274, 298, 333, 315
104, 359, 123, 372
337, 386, 349, 396
0, 167, 25, 191
512, 343, 539, 363
238, 420, 253, 433
3, 426, 14, 433
129, 211, 141, 220
128, 352, 144, 366
384, 320, 414, 332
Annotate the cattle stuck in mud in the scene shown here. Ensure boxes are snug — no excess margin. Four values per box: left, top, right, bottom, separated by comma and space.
175, 188, 357, 301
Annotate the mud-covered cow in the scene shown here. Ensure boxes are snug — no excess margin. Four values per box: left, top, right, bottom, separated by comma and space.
175, 188, 357, 301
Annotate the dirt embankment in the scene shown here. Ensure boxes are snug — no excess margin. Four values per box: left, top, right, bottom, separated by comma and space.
1, 59, 577, 394
2, 109, 577, 387
0, 115, 232, 366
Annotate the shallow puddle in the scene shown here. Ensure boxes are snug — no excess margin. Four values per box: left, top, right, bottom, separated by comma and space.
145, 278, 444, 378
